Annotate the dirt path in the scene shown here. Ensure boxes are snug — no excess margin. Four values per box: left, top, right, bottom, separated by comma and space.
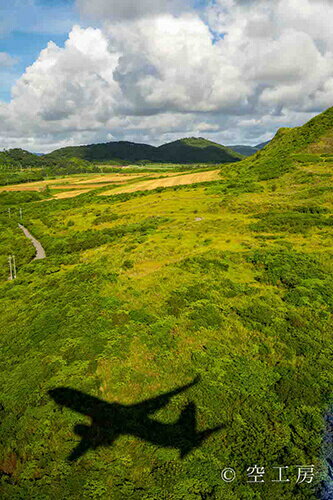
19, 224, 46, 260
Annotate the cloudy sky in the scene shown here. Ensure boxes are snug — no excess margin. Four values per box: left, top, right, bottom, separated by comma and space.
0, 0, 332, 152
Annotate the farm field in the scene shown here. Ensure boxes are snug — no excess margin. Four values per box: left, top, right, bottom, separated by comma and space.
100, 169, 221, 195
0, 172, 154, 192
0, 169, 220, 199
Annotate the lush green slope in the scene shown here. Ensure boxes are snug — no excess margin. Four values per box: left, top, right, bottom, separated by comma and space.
48, 137, 243, 165
0, 149, 47, 185
239, 107, 333, 180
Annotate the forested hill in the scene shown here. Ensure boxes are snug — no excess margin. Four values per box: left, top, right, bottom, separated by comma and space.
47, 137, 244, 164
0, 148, 100, 186
238, 106, 333, 180
0, 149, 45, 168
156, 138, 244, 163
0, 148, 90, 171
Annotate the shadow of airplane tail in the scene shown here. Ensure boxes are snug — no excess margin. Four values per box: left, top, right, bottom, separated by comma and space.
177, 402, 224, 458
179, 426, 224, 458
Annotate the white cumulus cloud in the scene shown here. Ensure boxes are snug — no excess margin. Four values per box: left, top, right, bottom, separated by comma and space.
77, 0, 191, 21
1, 0, 333, 151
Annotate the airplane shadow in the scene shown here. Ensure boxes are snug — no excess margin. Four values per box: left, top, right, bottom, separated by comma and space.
48, 376, 223, 462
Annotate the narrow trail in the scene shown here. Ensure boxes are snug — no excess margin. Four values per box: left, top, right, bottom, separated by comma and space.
18, 224, 46, 260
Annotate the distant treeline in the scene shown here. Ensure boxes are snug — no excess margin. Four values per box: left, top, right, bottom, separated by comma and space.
0, 149, 102, 185
46, 137, 244, 164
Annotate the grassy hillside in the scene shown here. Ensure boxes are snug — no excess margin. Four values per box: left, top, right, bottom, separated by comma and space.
239, 107, 333, 180
48, 137, 243, 165
0, 108, 332, 499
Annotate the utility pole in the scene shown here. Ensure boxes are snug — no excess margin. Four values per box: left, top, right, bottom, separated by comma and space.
12, 255, 17, 279
8, 255, 17, 280
8, 208, 11, 218
8, 256, 13, 280
19, 208, 23, 220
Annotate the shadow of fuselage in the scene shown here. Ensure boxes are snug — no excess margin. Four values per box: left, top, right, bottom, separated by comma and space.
48, 377, 223, 461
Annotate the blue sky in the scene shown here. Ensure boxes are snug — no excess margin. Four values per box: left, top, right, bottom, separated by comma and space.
0, 0, 331, 152
0, 0, 78, 101
0, 0, 209, 102
0, 32, 69, 101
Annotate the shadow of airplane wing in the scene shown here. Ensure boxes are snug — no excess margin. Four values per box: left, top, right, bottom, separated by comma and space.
67, 424, 118, 462
130, 376, 201, 414
68, 434, 94, 462
49, 378, 200, 418
48, 388, 114, 419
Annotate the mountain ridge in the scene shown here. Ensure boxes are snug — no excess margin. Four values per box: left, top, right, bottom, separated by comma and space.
46, 137, 244, 164
227, 141, 271, 157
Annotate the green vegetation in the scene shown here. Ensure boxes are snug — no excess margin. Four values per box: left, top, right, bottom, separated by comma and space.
0, 149, 104, 186
0, 139, 242, 188
238, 106, 333, 180
0, 108, 332, 499
0, 149, 45, 169
156, 138, 243, 163
47, 137, 244, 165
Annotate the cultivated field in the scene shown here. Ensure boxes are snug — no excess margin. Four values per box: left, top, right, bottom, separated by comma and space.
0, 173, 150, 192
0, 169, 221, 199
100, 170, 221, 195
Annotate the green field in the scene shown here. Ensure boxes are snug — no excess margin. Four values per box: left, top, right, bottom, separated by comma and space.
0, 109, 332, 499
